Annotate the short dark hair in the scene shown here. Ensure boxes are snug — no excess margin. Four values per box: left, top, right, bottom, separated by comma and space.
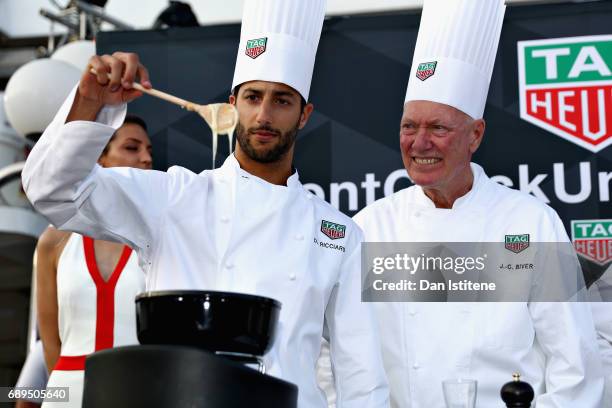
101, 114, 148, 157
232, 83, 307, 111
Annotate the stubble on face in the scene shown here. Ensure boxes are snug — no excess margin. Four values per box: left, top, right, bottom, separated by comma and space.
235, 119, 300, 164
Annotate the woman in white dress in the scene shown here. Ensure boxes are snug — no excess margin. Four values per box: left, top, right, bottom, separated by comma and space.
36, 115, 152, 408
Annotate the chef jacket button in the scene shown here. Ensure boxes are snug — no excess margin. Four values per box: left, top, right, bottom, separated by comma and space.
289, 273, 297, 280
225, 263, 234, 269
294, 234, 304, 241
412, 363, 420, 369
414, 211, 421, 218
221, 216, 230, 223
409, 310, 417, 316
219, 177, 226, 184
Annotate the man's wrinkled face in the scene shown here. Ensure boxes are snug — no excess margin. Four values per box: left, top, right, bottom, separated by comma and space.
98, 123, 153, 170
231, 81, 311, 163
399, 100, 483, 190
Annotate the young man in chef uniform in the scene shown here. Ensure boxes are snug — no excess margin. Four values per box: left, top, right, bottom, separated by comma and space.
352, 0, 604, 406
21, 0, 389, 406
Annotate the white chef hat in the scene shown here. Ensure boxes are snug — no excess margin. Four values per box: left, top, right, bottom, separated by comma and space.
405, 0, 506, 119
231, 0, 326, 102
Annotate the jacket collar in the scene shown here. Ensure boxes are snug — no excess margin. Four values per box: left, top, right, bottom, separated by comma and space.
218, 154, 302, 189
413, 162, 488, 210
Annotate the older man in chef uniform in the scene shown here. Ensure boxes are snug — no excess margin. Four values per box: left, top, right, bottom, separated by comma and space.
352, 0, 604, 406
21, 0, 390, 406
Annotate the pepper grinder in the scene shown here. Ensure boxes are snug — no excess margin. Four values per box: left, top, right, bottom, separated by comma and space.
500, 373, 534, 407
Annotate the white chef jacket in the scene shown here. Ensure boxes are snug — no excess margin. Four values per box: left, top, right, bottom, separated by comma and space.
22, 88, 389, 408
353, 163, 604, 408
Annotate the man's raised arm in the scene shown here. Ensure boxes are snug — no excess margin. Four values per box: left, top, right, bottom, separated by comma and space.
22, 52, 168, 254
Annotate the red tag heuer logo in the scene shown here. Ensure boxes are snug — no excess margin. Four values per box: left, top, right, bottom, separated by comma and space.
416, 61, 437, 81
321, 220, 346, 240
505, 234, 530, 253
246, 37, 267, 59
571, 219, 612, 265
518, 35, 612, 153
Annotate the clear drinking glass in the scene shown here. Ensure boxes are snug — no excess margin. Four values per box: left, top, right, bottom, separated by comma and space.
442, 379, 477, 408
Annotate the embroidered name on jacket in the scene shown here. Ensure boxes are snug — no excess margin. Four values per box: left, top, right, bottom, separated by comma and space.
314, 237, 345, 253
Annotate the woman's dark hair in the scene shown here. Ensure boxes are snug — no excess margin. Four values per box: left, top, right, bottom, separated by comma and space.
123, 114, 148, 132
100, 114, 148, 156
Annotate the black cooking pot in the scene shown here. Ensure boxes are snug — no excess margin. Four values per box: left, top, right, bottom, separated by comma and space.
135, 291, 281, 357
83, 345, 298, 408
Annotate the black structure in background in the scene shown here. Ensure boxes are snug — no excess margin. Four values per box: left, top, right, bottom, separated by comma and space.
97, 1, 612, 278
153, 1, 200, 29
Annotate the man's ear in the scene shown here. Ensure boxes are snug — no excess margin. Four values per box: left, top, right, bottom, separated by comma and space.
299, 103, 315, 130
469, 119, 485, 154
229, 94, 236, 105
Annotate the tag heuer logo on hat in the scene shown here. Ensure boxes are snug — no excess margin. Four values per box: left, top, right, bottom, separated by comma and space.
321, 220, 346, 240
416, 61, 437, 81
505, 234, 530, 253
518, 35, 612, 153
571, 219, 612, 265
246, 37, 267, 59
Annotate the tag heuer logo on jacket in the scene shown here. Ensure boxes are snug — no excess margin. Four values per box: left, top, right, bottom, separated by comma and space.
321, 220, 346, 240
505, 234, 530, 253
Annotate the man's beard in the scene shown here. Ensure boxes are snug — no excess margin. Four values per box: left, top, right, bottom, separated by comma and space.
235, 120, 299, 163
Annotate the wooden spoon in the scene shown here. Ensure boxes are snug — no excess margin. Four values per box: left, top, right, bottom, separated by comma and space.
88, 68, 238, 135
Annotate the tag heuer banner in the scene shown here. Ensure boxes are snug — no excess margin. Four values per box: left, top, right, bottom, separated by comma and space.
97, 1, 612, 284
518, 35, 612, 153
572, 219, 612, 266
